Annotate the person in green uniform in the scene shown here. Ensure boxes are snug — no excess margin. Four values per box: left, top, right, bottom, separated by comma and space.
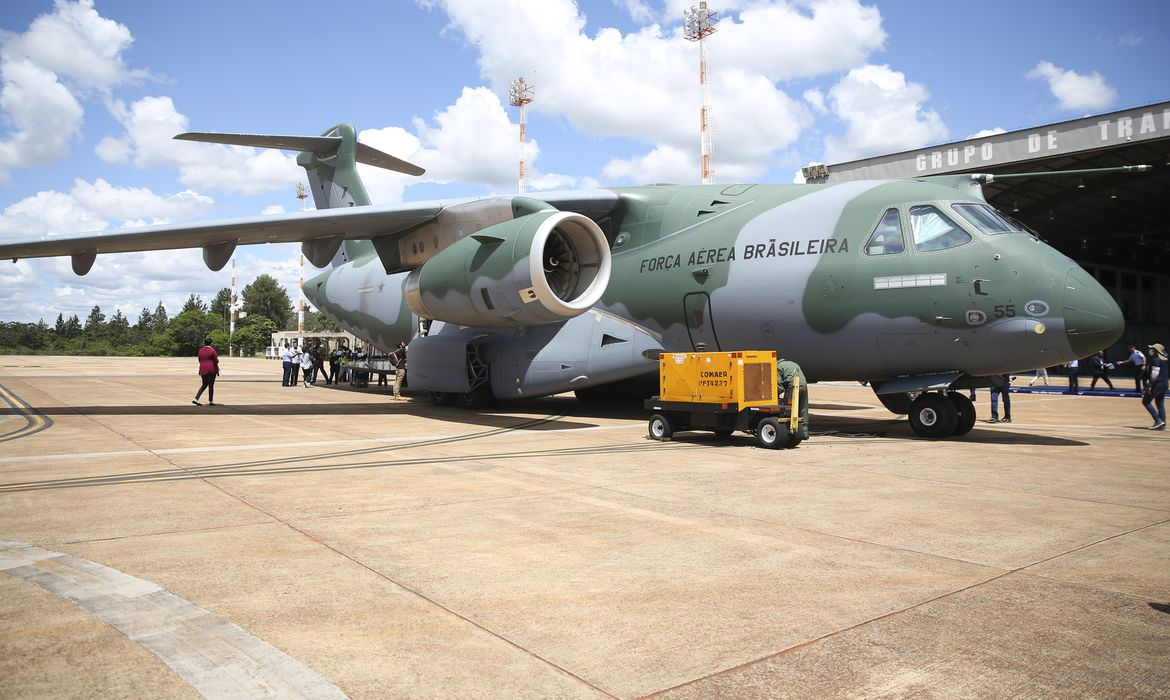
776, 357, 809, 440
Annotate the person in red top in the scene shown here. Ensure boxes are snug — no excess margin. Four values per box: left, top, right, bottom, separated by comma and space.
193, 338, 220, 406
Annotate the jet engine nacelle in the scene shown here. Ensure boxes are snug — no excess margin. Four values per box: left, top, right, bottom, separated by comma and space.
404, 210, 611, 327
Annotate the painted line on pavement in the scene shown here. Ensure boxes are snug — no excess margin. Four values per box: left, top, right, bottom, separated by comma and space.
0, 383, 52, 443
0, 539, 349, 700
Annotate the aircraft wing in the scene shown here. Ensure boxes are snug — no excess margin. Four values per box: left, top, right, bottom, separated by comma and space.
0, 189, 620, 276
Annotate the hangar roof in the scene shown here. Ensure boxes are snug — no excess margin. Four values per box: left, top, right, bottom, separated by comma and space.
819, 101, 1170, 276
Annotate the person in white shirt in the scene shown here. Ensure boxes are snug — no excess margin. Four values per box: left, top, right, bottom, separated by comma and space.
280, 344, 295, 386
1117, 345, 1146, 392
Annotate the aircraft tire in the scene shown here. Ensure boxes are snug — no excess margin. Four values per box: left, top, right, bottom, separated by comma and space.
431, 391, 455, 406
755, 417, 788, 449
908, 393, 958, 439
458, 385, 493, 409
948, 393, 977, 436
648, 414, 673, 441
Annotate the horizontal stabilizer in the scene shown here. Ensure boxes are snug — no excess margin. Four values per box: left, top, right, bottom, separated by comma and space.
174, 132, 425, 176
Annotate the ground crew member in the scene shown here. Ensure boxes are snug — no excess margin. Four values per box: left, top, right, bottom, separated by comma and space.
390, 340, 408, 400
776, 357, 809, 440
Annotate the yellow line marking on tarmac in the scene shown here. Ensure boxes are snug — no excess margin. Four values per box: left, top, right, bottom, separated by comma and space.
0, 383, 51, 443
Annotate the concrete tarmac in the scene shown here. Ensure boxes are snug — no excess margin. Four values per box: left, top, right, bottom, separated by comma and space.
0, 355, 1167, 699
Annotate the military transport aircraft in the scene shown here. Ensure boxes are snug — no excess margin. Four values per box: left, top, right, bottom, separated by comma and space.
0, 124, 1126, 438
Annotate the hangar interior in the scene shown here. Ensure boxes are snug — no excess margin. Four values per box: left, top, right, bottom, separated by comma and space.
820, 101, 1170, 346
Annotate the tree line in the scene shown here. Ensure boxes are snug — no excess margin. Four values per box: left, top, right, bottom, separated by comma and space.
0, 274, 339, 357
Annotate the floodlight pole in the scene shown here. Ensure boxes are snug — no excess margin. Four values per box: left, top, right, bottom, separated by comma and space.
684, 2, 718, 185
509, 78, 535, 193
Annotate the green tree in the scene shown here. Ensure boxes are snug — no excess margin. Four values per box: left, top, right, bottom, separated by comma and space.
209, 287, 232, 330
84, 306, 106, 339
165, 309, 219, 356
62, 314, 82, 339
108, 309, 130, 345
230, 325, 267, 356
152, 302, 169, 332
181, 294, 208, 314
241, 274, 293, 330
306, 309, 341, 332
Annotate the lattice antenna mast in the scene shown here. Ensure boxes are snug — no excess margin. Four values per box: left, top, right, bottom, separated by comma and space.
684, 2, 718, 184
509, 77, 535, 193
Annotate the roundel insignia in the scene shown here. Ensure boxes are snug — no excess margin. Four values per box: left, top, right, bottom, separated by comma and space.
965, 310, 987, 326
1024, 300, 1050, 317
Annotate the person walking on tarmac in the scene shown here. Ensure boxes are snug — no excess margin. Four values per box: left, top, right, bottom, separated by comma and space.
192, 338, 219, 406
1142, 343, 1168, 430
300, 345, 314, 387
390, 340, 408, 400
1088, 350, 1115, 390
776, 357, 809, 441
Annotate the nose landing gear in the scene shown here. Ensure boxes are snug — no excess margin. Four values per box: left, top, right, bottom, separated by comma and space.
906, 391, 976, 438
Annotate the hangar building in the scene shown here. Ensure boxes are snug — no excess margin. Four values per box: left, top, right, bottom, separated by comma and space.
812, 100, 1170, 345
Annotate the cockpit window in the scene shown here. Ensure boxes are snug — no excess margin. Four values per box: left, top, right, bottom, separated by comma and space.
865, 208, 905, 256
909, 205, 972, 252
951, 203, 1021, 234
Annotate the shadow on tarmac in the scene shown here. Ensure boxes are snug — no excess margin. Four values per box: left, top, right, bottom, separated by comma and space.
1, 388, 1089, 446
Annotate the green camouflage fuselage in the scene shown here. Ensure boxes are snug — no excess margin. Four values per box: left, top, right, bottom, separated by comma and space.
305, 178, 1122, 387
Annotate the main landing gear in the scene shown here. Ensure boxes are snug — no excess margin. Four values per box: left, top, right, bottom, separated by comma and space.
904, 391, 976, 438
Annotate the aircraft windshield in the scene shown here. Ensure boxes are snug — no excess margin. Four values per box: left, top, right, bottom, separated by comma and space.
909, 205, 971, 252
865, 208, 905, 255
951, 203, 1022, 234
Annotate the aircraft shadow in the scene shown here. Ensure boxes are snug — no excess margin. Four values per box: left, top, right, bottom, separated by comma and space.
0, 399, 597, 432
1, 389, 1088, 445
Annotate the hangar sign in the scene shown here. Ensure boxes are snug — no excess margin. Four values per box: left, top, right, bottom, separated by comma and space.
822, 101, 1170, 182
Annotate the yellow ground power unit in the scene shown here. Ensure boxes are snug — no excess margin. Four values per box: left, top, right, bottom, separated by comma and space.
645, 350, 804, 449
658, 351, 778, 407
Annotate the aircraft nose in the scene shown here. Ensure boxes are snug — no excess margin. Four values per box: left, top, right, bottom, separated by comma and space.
1063, 267, 1124, 358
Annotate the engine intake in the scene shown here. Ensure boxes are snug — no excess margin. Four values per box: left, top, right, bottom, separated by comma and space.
405, 209, 611, 327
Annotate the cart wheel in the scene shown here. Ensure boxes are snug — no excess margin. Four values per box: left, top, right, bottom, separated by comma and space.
431, 391, 455, 406
648, 413, 673, 441
713, 429, 733, 439
756, 417, 788, 449
785, 432, 804, 449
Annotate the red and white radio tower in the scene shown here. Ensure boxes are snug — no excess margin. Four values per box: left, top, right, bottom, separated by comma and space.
684, 2, 718, 184
296, 183, 308, 336
509, 77, 534, 193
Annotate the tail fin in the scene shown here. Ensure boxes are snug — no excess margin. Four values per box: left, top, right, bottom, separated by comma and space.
174, 124, 425, 263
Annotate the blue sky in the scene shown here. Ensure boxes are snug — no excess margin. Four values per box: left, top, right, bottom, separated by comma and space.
0, 0, 1166, 324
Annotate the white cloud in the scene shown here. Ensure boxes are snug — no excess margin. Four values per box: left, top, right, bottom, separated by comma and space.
1117, 31, 1143, 48
1026, 60, 1117, 112
967, 127, 1007, 140
102, 95, 302, 195
0, 0, 144, 180
823, 64, 947, 163
715, 0, 886, 81
804, 88, 826, 113
603, 144, 692, 184
5, 0, 144, 90
426, 0, 857, 182
614, 0, 655, 24
0, 57, 84, 179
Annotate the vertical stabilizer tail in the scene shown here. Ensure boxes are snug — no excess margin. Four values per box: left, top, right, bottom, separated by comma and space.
174, 125, 425, 263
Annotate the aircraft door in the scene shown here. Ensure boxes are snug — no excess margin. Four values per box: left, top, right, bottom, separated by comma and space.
684, 292, 721, 351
